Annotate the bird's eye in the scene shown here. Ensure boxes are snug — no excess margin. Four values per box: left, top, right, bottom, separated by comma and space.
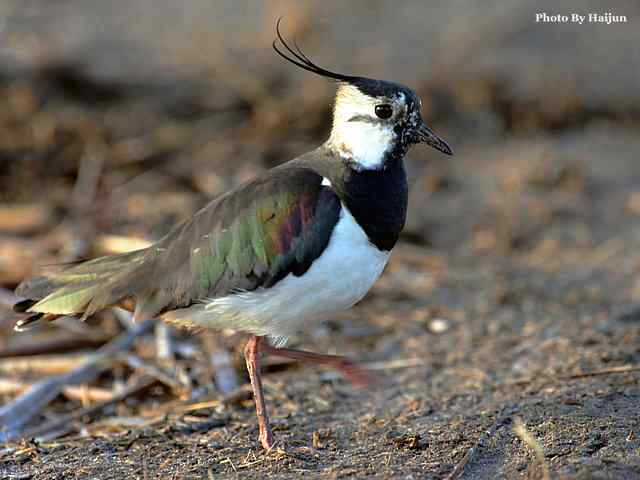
374, 104, 393, 119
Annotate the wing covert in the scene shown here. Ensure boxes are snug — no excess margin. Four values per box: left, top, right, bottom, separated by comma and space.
144, 167, 342, 310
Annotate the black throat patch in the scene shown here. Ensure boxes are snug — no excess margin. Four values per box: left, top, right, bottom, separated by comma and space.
297, 147, 409, 252
336, 157, 408, 251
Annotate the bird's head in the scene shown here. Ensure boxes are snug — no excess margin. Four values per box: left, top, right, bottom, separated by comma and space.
273, 20, 452, 171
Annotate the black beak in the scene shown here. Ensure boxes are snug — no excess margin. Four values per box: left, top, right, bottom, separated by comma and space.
417, 122, 453, 156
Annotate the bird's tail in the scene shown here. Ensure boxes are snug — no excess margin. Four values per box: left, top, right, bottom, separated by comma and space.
14, 249, 148, 321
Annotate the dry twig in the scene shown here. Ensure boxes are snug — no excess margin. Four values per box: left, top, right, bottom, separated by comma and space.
503, 363, 640, 389
120, 353, 187, 393
0, 319, 155, 440
23, 376, 158, 442
0, 377, 113, 403
0, 354, 91, 375
559, 364, 640, 380
513, 417, 551, 480
0, 335, 111, 359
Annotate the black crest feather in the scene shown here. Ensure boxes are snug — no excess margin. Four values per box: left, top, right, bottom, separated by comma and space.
272, 17, 360, 83
272, 18, 417, 101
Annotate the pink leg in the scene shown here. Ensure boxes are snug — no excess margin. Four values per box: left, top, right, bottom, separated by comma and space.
243, 336, 275, 450
259, 343, 374, 388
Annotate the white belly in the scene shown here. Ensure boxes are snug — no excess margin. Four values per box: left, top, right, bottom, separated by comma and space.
196, 204, 390, 342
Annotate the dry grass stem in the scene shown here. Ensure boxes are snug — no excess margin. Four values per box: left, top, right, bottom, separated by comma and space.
513, 417, 551, 480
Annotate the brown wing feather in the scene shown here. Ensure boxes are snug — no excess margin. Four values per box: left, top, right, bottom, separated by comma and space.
15, 164, 341, 323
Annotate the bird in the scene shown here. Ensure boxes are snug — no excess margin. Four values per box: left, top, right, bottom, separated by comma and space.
11, 20, 452, 450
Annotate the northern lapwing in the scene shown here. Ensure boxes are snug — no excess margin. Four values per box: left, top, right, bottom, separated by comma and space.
12, 20, 452, 450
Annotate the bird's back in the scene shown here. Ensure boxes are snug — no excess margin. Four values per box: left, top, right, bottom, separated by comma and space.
14, 153, 343, 325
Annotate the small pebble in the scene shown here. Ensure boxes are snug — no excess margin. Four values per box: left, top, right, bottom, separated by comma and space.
428, 318, 451, 334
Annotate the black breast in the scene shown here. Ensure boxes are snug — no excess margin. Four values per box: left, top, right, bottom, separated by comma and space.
339, 160, 408, 251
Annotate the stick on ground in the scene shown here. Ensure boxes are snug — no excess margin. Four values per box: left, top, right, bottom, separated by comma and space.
0, 319, 155, 441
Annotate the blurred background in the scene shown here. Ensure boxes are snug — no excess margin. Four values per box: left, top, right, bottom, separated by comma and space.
1, 1, 640, 477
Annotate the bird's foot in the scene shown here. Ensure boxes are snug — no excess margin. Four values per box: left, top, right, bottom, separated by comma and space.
259, 427, 275, 451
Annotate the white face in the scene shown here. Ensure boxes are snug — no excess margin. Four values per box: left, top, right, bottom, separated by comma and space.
328, 84, 408, 170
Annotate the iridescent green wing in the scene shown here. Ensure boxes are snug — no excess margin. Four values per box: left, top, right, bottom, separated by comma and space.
151, 167, 342, 306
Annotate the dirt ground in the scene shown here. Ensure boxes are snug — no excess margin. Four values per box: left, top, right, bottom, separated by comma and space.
1, 1, 640, 479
